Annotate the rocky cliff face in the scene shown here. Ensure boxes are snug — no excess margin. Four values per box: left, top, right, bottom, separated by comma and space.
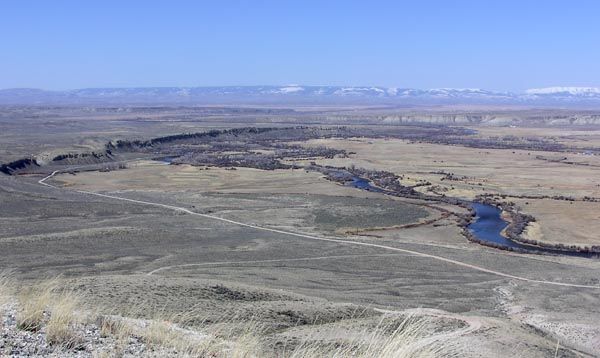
378, 113, 600, 126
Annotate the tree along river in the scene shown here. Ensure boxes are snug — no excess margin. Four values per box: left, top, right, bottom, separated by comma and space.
156, 158, 596, 258
350, 177, 596, 258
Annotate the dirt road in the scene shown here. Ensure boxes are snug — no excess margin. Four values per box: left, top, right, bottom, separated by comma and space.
39, 170, 600, 290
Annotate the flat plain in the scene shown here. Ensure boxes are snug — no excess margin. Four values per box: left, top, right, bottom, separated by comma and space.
1, 106, 599, 356
298, 135, 600, 247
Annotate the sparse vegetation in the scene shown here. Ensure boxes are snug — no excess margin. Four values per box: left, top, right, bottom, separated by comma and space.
2, 107, 600, 356
14, 279, 83, 349
283, 316, 457, 358
0, 271, 14, 319
45, 289, 83, 348
0, 276, 460, 357
16, 281, 54, 332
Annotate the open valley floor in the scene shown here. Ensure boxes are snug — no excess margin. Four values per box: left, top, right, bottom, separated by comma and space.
1, 106, 599, 356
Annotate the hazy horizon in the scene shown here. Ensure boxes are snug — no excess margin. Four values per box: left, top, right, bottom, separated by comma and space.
4, 84, 600, 93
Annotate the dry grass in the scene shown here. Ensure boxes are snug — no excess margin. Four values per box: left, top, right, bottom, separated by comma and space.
143, 320, 187, 347
228, 331, 263, 358
0, 270, 15, 331
300, 137, 600, 247
98, 315, 132, 340
96, 315, 134, 357
2, 275, 460, 357
45, 289, 83, 348
135, 317, 264, 357
16, 280, 55, 331
58, 161, 382, 198
283, 315, 457, 358
142, 320, 211, 355
15, 278, 83, 348
0, 270, 14, 307
128, 313, 457, 358
91, 306, 459, 357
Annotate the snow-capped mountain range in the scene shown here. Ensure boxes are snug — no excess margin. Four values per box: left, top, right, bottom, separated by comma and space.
525, 87, 600, 96
1, 85, 600, 105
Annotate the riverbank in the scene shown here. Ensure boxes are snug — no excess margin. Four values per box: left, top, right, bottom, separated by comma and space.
342, 172, 599, 258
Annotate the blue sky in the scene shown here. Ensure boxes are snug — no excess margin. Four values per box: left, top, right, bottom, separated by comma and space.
1, 0, 599, 91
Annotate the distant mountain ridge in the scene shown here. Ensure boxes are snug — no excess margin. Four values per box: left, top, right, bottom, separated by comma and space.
1, 85, 600, 106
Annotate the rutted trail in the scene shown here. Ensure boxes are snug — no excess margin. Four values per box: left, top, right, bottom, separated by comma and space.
39, 170, 600, 289
375, 307, 484, 349
146, 253, 414, 276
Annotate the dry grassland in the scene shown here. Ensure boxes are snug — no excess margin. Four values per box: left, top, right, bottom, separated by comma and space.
297, 137, 600, 247
58, 161, 384, 198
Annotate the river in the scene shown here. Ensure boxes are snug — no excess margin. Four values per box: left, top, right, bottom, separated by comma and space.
153, 158, 596, 258
468, 203, 595, 257
348, 176, 597, 258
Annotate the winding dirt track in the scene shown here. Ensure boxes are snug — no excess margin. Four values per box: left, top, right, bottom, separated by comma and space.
375, 307, 485, 350
39, 170, 600, 290
146, 254, 414, 276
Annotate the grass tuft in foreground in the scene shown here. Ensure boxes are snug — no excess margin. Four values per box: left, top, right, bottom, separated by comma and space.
282, 315, 457, 358
1, 275, 460, 357
15, 278, 83, 348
